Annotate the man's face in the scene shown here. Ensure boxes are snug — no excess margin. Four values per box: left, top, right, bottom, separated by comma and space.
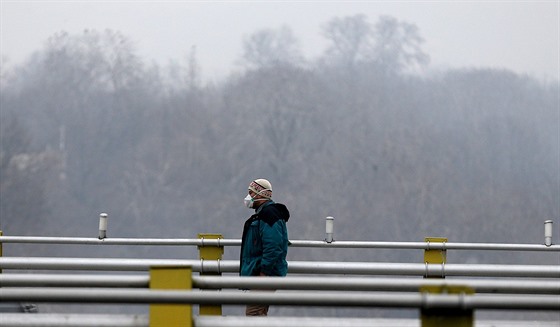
248, 190, 266, 207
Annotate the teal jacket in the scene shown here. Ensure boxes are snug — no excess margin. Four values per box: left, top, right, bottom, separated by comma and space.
240, 201, 290, 277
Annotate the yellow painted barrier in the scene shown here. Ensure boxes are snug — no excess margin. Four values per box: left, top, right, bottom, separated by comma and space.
424, 237, 447, 267
421, 237, 472, 327
197, 233, 223, 316
149, 266, 192, 327
420, 285, 474, 327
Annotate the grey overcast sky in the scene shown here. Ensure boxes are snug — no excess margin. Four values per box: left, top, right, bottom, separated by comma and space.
1, 1, 559, 81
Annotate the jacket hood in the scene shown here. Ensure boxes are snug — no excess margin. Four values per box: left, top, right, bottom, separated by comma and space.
272, 203, 290, 222
254, 202, 290, 227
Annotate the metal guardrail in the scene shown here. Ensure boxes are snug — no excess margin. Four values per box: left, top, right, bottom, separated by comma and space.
1, 257, 559, 278
2, 274, 559, 294
194, 316, 560, 327
1, 235, 559, 251
0, 273, 149, 288
2, 315, 557, 327
1, 226, 558, 327
1, 288, 559, 310
0, 314, 149, 327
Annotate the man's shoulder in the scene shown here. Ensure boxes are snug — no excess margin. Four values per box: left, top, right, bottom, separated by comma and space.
259, 203, 290, 226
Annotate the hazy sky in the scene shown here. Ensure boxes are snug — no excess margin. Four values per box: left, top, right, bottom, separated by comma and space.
1, 1, 559, 81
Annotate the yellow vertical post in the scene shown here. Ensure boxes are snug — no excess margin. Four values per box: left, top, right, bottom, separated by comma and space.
421, 237, 473, 327
149, 266, 192, 327
420, 285, 474, 327
197, 233, 224, 316
424, 237, 447, 271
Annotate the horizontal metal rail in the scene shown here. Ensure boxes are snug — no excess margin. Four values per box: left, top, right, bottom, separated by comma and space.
0, 236, 238, 247
0, 273, 149, 288
192, 276, 560, 294
0, 314, 149, 327
1, 235, 559, 251
2, 274, 559, 294
2, 315, 557, 327
193, 316, 560, 327
1, 288, 559, 310
1, 257, 559, 278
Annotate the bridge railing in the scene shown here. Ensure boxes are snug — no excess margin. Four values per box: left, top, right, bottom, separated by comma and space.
1, 257, 559, 278
1, 268, 559, 327
2, 273, 560, 294
1, 236, 559, 251
0, 219, 558, 327
0, 217, 556, 251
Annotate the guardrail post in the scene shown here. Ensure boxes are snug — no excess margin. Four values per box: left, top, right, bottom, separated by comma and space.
0, 230, 3, 274
424, 237, 447, 278
422, 237, 473, 326
420, 285, 474, 327
98, 213, 108, 239
544, 220, 553, 246
149, 266, 192, 327
197, 233, 223, 315
325, 216, 334, 243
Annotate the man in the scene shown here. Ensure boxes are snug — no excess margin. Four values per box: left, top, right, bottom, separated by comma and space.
240, 178, 290, 316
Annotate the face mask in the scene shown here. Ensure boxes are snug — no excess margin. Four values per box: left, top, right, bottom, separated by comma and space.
244, 194, 255, 208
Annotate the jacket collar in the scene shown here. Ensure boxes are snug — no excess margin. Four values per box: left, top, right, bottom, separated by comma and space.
255, 200, 274, 214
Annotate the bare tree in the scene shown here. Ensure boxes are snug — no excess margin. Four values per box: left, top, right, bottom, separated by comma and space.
372, 15, 430, 74
0, 110, 56, 231
241, 26, 304, 69
321, 14, 429, 74
321, 14, 373, 67
187, 45, 201, 91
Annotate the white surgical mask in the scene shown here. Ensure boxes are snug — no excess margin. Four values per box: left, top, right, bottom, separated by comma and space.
244, 194, 255, 208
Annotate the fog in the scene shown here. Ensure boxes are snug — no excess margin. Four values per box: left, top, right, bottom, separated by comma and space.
0, 11, 559, 320
2, 2, 559, 81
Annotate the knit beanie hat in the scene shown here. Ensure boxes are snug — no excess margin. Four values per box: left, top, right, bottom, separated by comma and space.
248, 179, 272, 199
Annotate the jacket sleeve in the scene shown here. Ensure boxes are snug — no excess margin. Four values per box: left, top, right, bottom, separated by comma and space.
259, 220, 285, 276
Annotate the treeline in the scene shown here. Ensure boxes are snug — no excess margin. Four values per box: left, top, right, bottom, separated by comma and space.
1, 15, 558, 268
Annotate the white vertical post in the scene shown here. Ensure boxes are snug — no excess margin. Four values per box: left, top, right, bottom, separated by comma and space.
98, 213, 108, 239
544, 220, 553, 246
325, 216, 334, 243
